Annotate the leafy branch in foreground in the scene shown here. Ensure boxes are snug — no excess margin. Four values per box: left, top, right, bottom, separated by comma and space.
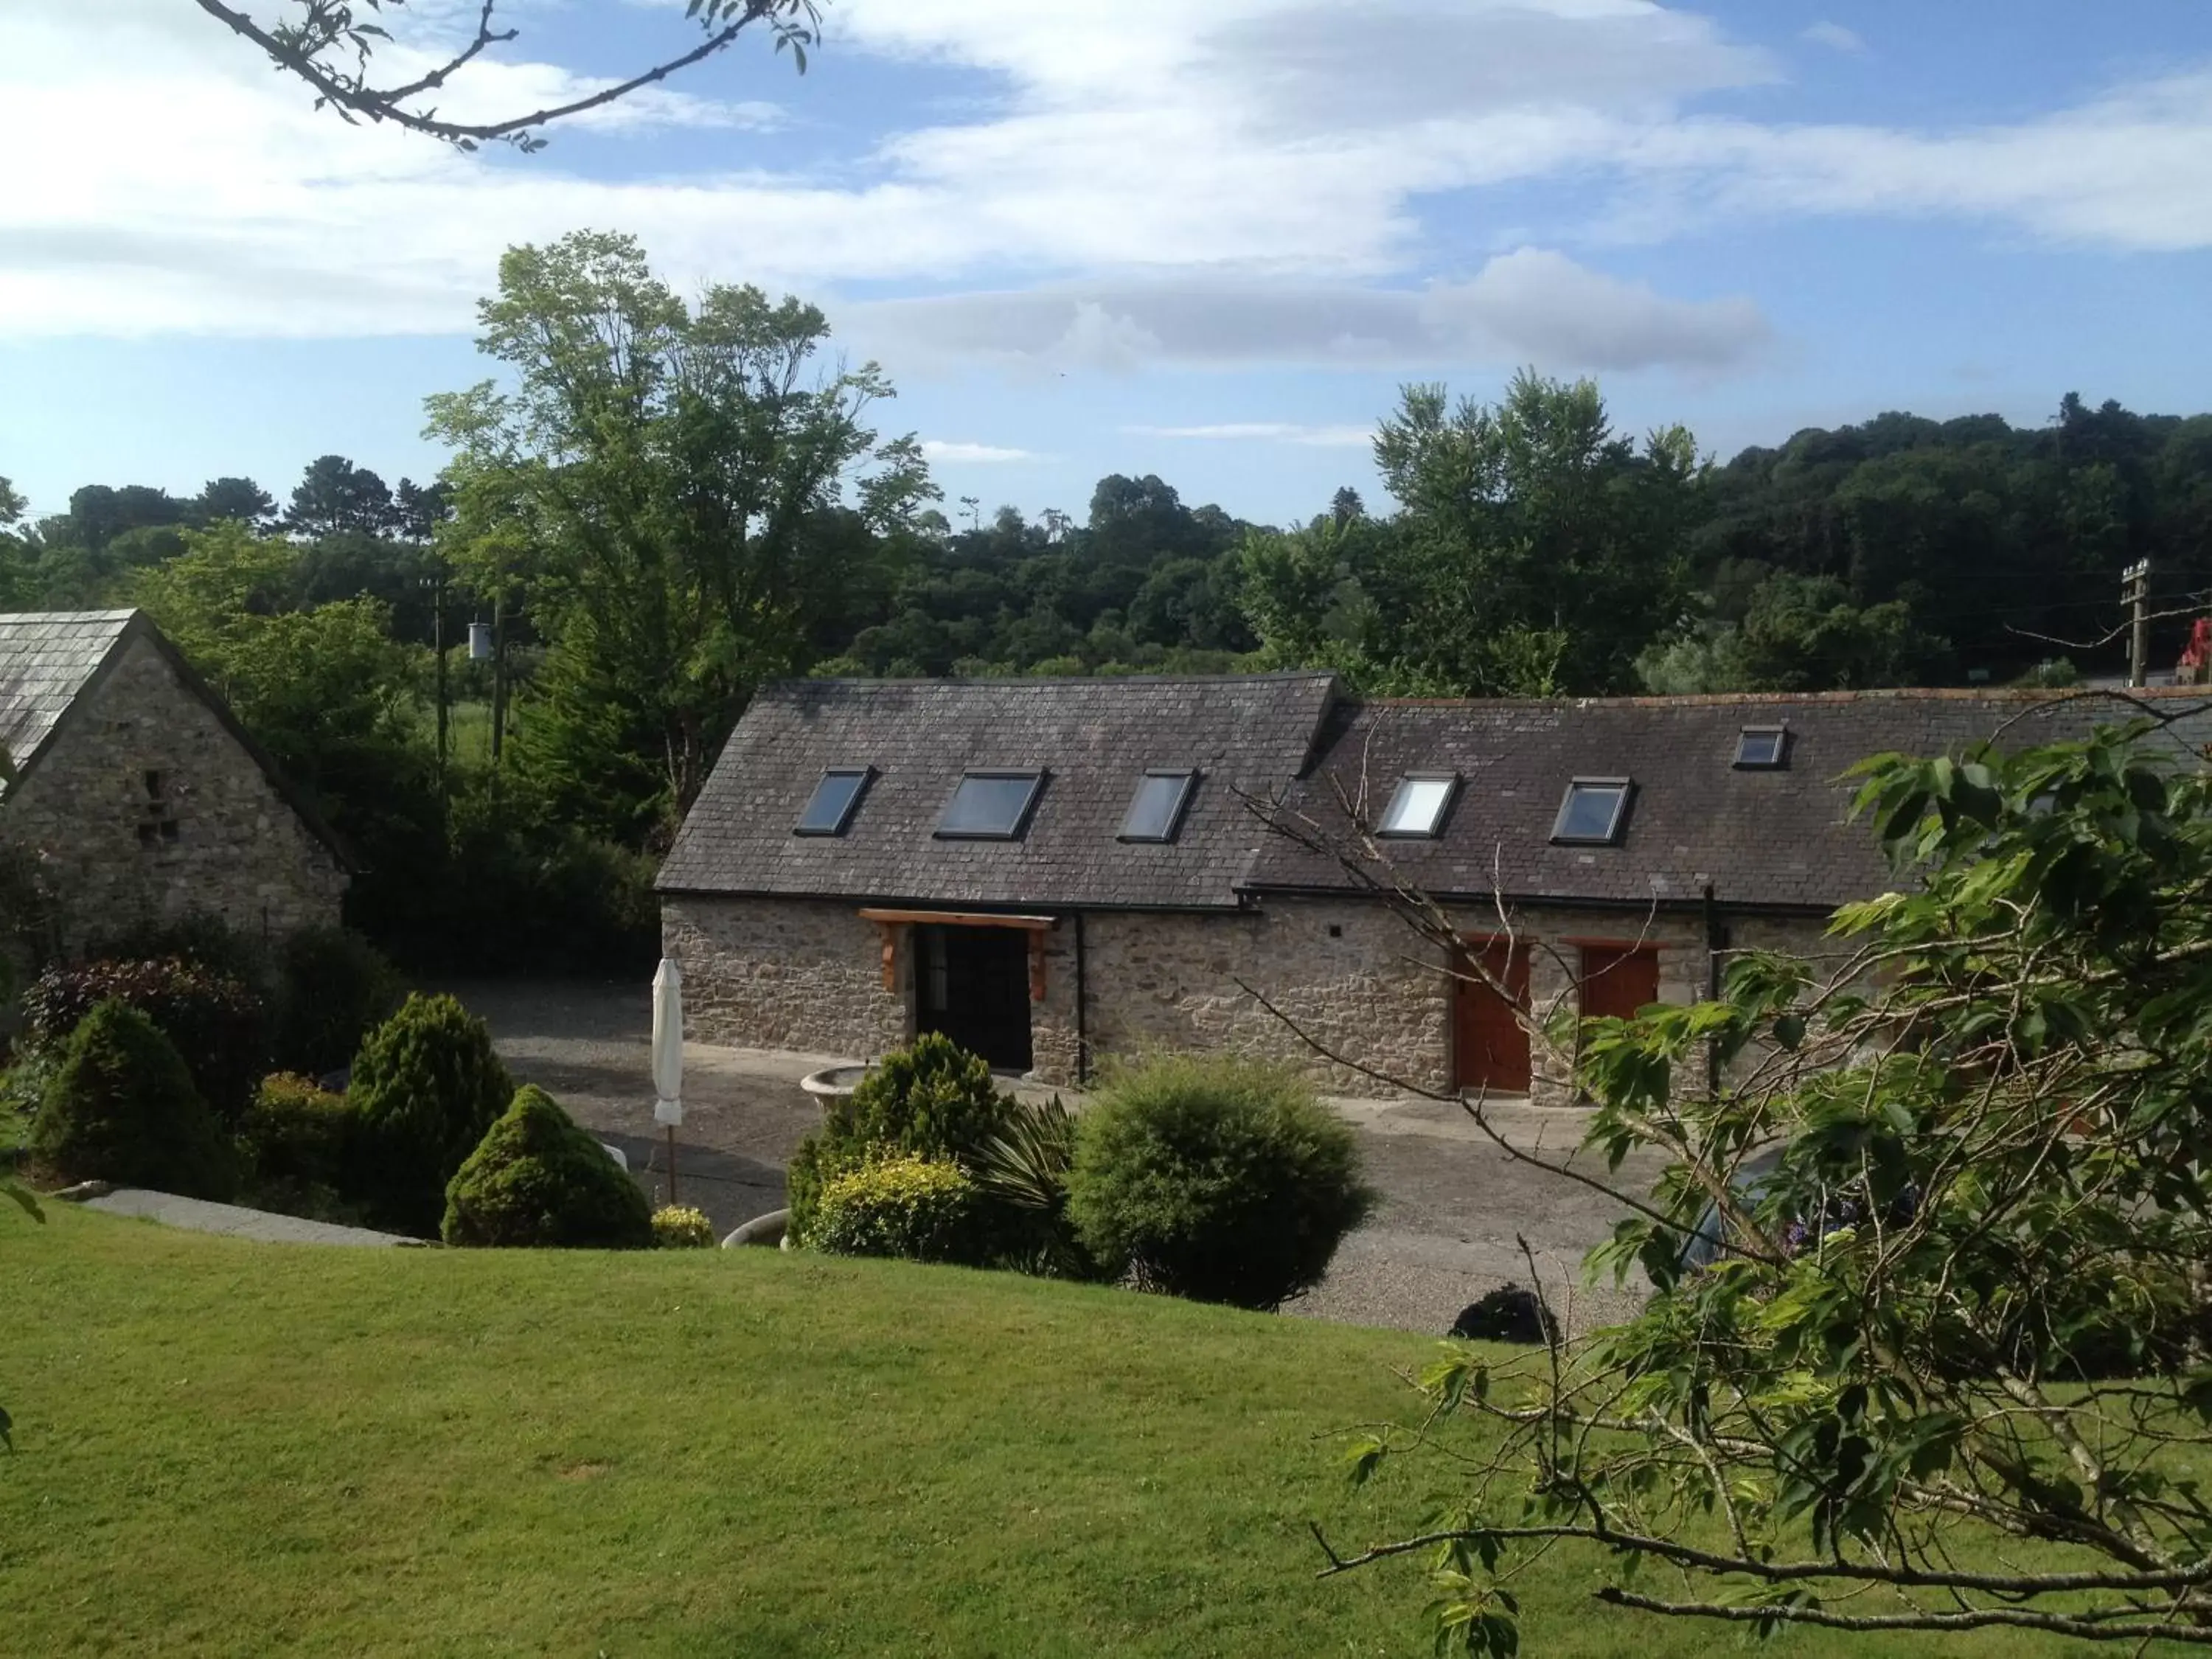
1285, 714, 2212, 1650
190, 0, 824, 151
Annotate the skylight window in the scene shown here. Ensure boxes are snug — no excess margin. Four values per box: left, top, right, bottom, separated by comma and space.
794, 768, 872, 837
936, 771, 1046, 839
1734, 726, 1789, 770
1377, 773, 1458, 838
1552, 778, 1633, 846
1120, 771, 1197, 843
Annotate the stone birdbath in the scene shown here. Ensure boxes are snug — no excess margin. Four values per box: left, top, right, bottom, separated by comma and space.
799, 1062, 875, 1102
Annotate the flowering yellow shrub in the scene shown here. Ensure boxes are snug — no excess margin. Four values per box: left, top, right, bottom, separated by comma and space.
810, 1152, 981, 1264
651, 1205, 716, 1248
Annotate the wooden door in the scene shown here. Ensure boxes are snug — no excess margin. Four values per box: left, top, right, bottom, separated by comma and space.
916, 925, 1034, 1072
1453, 939, 1531, 1094
1579, 945, 1659, 1023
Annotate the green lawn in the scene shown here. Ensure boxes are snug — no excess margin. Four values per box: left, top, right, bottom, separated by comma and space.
1, 1207, 2079, 1657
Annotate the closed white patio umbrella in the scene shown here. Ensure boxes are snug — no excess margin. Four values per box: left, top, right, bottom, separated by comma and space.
652, 957, 684, 1203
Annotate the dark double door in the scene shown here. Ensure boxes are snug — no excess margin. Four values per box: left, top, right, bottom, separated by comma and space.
916, 925, 1033, 1073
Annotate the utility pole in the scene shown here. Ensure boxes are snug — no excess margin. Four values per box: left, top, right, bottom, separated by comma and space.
2124, 559, 2152, 689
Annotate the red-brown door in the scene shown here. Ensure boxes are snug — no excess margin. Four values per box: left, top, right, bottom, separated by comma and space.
1454, 939, 1531, 1093
1579, 945, 1659, 1023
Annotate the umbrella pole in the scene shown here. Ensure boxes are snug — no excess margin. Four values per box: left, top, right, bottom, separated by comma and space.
666, 1126, 678, 1205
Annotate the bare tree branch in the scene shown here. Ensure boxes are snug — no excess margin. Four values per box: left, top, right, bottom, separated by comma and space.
190, 0, 824, 151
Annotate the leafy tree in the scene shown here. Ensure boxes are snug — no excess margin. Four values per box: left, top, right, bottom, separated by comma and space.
426, 230, 935, 838
1318, 720, 2212, 1651
1243, 372, 1703, 696
132, 522, 439, 922
1637, 572, 1946, 693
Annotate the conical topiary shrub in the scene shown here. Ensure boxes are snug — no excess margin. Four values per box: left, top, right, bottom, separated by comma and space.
347, 992, 512, 1235
31, 999, 237, 1199
442, 1085, 653, 1249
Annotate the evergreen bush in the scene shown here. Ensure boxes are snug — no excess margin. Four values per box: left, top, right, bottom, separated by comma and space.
25, 956, 267, 1127
348, 992, 513, 1235
269, 927, 406, 1078
29, 999, 237, 1198
810, 1153, 982, 1265
442, 1085, 653, 1249
240, 1071, 355, 1190
1065, 1054, 1375, 1310
786, 1032, 1012, 1239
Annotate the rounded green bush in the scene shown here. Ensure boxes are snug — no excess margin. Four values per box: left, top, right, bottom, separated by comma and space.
347, 992, 513, 1235
30, 999, 237, 1199
810, 1153, 982, 1265
241, 1071, 356, 1189
270, 927, 406, 1079
787, 1032, 1011, 1239
442, 1085, 653, 1249
1065, 1054, 1376, 1310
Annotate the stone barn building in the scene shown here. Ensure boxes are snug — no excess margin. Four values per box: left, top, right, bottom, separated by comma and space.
658, 672, 2124, 1105
0, 610, 347, 949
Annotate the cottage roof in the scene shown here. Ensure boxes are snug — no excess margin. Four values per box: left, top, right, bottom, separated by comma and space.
657, 672, 1340, 910
1245, 688, 2212, 913
662, 675, 2212, 917
0, 610, 349, 866
0, 610, 139, 775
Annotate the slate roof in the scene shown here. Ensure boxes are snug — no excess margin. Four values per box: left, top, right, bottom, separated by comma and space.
0, 610, 138, 776
0, 610, 349, 864
657, 673, 1339, 909
1245, 688, 2212, 914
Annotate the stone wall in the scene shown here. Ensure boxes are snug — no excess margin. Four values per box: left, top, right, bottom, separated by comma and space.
3, 633, 346, 949
663, 889, 1837, 1103
663, 894, 913, 1059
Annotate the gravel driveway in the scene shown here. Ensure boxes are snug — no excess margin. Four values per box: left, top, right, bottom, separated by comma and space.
451, 978, 1660, 1336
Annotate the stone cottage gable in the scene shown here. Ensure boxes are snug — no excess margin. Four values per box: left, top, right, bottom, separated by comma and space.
658, 672, 1340, 911
0, 611, 347, 945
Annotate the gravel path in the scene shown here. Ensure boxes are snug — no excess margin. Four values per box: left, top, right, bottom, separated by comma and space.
449, 978, 1660, 1337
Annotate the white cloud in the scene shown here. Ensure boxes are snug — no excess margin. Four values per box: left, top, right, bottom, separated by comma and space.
844, 251, 1770, 375
1127, 423, 1377, 448
1801, 21, 1868, 55
918, 440, 1038, 463
0, 0, 2207, 352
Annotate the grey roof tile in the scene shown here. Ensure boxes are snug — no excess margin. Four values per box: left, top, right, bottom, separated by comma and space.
658, 672, 1340, 909
0, 611, 137, 777
1248, 688, 2210, 911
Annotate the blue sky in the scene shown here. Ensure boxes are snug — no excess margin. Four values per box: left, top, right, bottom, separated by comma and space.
3, 0, 2209, 526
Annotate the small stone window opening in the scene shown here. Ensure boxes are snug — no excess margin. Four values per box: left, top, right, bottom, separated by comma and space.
139, 769, 181, 849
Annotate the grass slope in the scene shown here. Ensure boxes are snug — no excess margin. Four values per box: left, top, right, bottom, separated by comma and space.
2, 1208, 2063, 1657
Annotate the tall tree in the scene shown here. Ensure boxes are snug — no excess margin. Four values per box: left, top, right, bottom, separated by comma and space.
286, 456, 396, 539
1242, 374, 1703, 696
191, 476, 276, 527
425, 230, 934, 838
